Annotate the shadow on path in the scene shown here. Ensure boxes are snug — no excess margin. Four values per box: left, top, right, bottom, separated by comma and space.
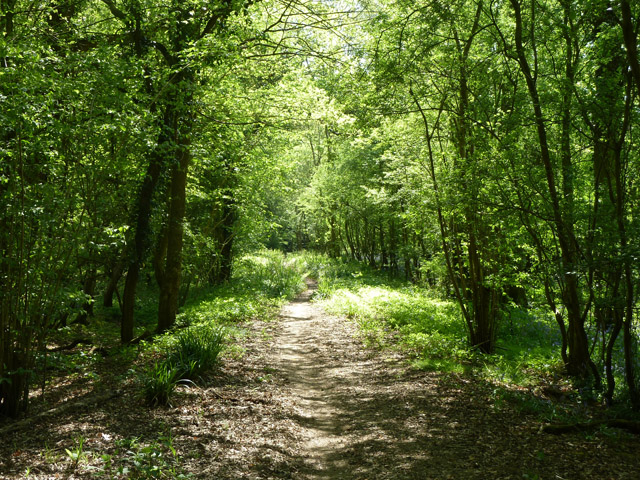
265, 282, 640, 480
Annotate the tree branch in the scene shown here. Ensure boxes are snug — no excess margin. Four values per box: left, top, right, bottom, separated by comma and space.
100, 0, 127, 22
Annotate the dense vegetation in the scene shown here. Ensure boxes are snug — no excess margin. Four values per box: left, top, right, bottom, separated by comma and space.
2, 0, 640, 423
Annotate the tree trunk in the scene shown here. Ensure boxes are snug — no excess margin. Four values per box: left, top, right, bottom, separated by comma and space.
344, 219, 357, 260
120, 105, 174, 343
76, 270, 96, 325
217, 196, 236, 284
452, 3, 498, 354
157, 137, 191, 333
621, 0, 640, 98
389, 219, 398, 274
511, 0, 595, 378
0, 352, 28, 417
329, 213, 339, 258
103, 262, 123, 308
379, 223, 387, 269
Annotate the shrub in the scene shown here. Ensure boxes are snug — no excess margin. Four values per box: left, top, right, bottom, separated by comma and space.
168, 324, 225, 379
143, 324, 225, 406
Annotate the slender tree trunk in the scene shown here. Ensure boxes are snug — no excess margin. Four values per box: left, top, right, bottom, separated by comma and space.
157, 123, 192, 333
120, 106, 173, 343
614, 114, 639, 409
152, 223, 168, 287
329, 213, 339, 258
621, 0, 640, 98
103, 262, 123, 308
354, 220, 363, 261
511, 0, 595, 378
76, 270, 96, 324
452, 2, 497, 353
411, 89, 473, 337
543, 279, 569, 365
218, 196, 236, 283
344, 219, 356, 260
604, 315, 623, 405
389, 219, 398, 274
613, 24, 640, 409
379, 223, 387, 268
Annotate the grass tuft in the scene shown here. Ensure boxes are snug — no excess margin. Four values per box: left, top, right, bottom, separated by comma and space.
143, 324, 225, 406
168, 325, 225, 380
142, 361, 184, 407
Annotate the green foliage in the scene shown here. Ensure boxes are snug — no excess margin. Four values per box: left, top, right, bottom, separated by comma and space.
143, 324, 225, 406
2, 0, 640, 419
234, 250, 307, 299
35, 348, 101, 379
298, 252, 564, 392
65, 435, 88, 470
142, 361, 185, 407
141, 249, 308, 406
96, 433, 191, 479
168, 325, 226, 380
297, 252, 463, 346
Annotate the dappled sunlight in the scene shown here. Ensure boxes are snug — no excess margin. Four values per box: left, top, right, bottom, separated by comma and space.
2, 0, 639, 474
263, 280, 639, 479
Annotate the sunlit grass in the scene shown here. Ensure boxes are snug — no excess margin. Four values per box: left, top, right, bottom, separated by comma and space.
412, 357, 467, 375
292, 252, 563, 394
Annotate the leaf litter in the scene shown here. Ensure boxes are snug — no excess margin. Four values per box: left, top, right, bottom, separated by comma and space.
1, 285, 639, 479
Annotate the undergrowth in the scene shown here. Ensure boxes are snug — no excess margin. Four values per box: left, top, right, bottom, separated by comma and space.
289, 252, 592, 417
142, 324, 225, 406
25, 250, 308, 477
140, 249, 307, 406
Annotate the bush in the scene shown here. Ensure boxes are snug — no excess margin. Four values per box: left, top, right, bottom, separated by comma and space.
168, 324, 225, 379
143, 324, 225, 406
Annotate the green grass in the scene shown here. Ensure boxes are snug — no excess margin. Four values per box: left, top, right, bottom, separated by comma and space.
142, 323, 227, 406
297, 253, 640, 417
142, 361, 186, 407
291, 252, 563, 393
233, 249, 307, 299
94, 432, 191, 479
140, 249, 308, 406
168, 324, 226, 379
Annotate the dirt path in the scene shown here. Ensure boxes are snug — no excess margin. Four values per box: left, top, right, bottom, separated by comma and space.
1, 282, 639, 479
275, 285, 353, 478
265, 282, 640, 480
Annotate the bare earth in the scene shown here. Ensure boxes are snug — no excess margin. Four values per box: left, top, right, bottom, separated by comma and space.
1, 282, 639, 479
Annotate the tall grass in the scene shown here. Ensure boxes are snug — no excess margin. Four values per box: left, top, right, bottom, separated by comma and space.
168, 324, 226, 379
233, 250, 306, 299
143, 324, 225, 406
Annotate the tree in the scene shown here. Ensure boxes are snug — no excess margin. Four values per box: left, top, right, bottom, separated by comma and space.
99, 0, 257, 339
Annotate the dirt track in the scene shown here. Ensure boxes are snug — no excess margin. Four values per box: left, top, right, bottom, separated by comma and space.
265, 283, 640, 480
1, 282, 639, 479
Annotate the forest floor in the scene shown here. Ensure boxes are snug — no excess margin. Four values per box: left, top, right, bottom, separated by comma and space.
1, 280, 639, 479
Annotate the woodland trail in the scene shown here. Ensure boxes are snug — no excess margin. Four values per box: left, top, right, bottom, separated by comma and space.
275, 283, 351, 477
264, 281, 640, 480
270, 279, 443, 479
1, 282, 639, 479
